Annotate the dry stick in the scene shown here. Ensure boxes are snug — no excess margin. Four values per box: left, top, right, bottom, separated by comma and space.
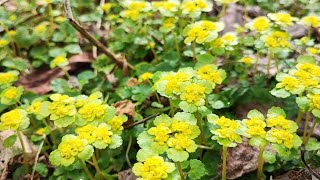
93, 0, 106, 58
301, 145, 320, 179
124, 113, 160, 129
63, 0, 133, 70
31, 137, 45, 180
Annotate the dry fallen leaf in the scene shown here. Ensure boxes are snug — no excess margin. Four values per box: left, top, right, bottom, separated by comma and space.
118, 169, 137, 180
113, 100, 136, 117
16, 53, 93, 94
127, 78, 138, 87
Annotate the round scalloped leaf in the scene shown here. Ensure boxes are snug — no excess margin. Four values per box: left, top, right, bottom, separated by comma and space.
136, 148, 158, 162
137, 131, 153, 149
207, 114, 219, 124
173, 112, 197, 125
248, 136, 268, 147
104, 106, 116, 121
109, 134, 123, 149
263, 150, 276, 164
297, 55, 316, 64
167, 148, 189, 162
188, 159, 207, 180
77, 145, 94, 161
312, 109, 320, 118
49, 150, 61, 166
267, 107, 286, 118
39, 101, 50, 118
296, 97, 310, 112
54, 115, 75, 127
153, 114, 172, 126
288, 121, 299, 133
179, 101, 197, 113
272, 144, 290, 157
247, 109, 265, 120
60, 156, 76, 167
167, 169, 181, 180
305, 138, 320, 151
292, 134, 302, 148
189, 125, 201, 139
270, 88, 290, 98
217, 138, 237, 147
150, 142, 168, 154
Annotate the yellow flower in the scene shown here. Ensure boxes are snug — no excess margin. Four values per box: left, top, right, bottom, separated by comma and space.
78, 103, 107, 122
215, 0, 239, 5
247, 16, 271, 33
58, 137, 85, 159
132, 156, 175, 180
139, 72, 154, 82
0, 71, 19, 87
170, 121, 193, 137
222, 32, 238, 46
27, 101, 42, 114
296, 63, 320, 77
0, 39, 9, 48
197, 64, 225, 85
50, 55, 69, 68
264, 31, 291, 48
245, 117, 267, 137
211, 37, 224, 48
307, 47, 320, 55
167, 134, 197, 152
0, 109, 29, 131
266, 115, 290, 129
184, 20, 224, 44
34, 24, 47, 34
55, 16, 66, 23
152, 1, 179, 16
107, 115, 126, 132
120, 1, 150, 21
276, 76, 302, 92
0, 86, 23, 105
101, 3, 112, 13
75, 125, 97, 144
93, 124, 113, 145
148, 123, 172, 145
268, 12, 298, 27
267, 129, 293, 148
35, 128, 46, 135
181, 0, 212, 17
301, 15, 320, 28
48, 94, 76, 122
215, 127, 242, 142
7, 30, 17, 37
309, 94, 320, 110
180, 83, 206, 104
9, 15, 17, 22
239, 57, 255, 65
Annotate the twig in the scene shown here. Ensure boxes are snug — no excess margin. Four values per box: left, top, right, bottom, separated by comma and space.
124, 113, 159, 129
31, 136, 45, 180
63, 0, 133, 70
0, 0, 9, 5
301, 145, 320, 179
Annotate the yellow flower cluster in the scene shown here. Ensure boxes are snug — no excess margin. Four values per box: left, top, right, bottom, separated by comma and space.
263, 31, 291, 48
247, 16, 271, 33
120, 1, 151, 21
268, 12, 298, 27
48, 94, 76, 126
184, 20, 224, 44
0, 86, 23, 105
301, 15, 320, 28
132, 156, 175, 180
0, 39, 10, 47
148, 123, 171, 145
268, 129, 294, 148
181, 0, 212, 17
0, 71, 19, 87
245, 117, 267, 137
50, 55, 69, 68
209, 115, 242, 146
139, 72, 154, 82
0, 109, 30, 131
180, 83, 206, 104
215, 0, 239, 5
152, 1, 179, 17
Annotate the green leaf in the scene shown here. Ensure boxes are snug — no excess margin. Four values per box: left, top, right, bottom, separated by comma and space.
109, 134, 123, 149
196, 53, 215, 67
167, 148, 189, 162
207, 114, 219, 124
297, 55, 316, 64
173, 112, 197, 125
136, 148, 158, 162
263, 151, 276, 164
77, 70, 95, 88
267, 107, 286, 118
312, 109, 320, 118
153, 114, 172, 126
305, 138, 320, 151
64, 44, 82, 54
3, 134, 17, 148
248, 136, 268, 147
292, 134, 302, 148
247, 109, 265, 120
77, 145, 94, 160
137, 131, 153, 149
272, 144, 290, 157
296, 97, 310, 112
270, 88, 290, 98
188, 159, 207, 180
35, 163, 48, 177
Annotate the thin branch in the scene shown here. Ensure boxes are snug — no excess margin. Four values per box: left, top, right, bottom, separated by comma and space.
31, 136, 45, 180
124, 113, 160, 129
301, 145, 320, 179
63, 0, 133, 70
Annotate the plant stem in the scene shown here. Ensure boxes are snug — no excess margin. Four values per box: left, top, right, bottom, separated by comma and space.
257, 144, 267, 180
125, 135, 132, 167
17, 130, 29, 174
218, 4, 227, 19
222, 146, 228, 180
303, 112, 310, 144
43, 119, 58, 146
80, 160, 94, 180
192, 41, 197, 62
267, 52, 272, 77
196, 112, 206, 145
163, 33, 167, 51
296, 109, 303, 126
173, 32, 181, 56
176, 162, 184, 180
305, 121, 317, 144
92, 153, 104, 180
